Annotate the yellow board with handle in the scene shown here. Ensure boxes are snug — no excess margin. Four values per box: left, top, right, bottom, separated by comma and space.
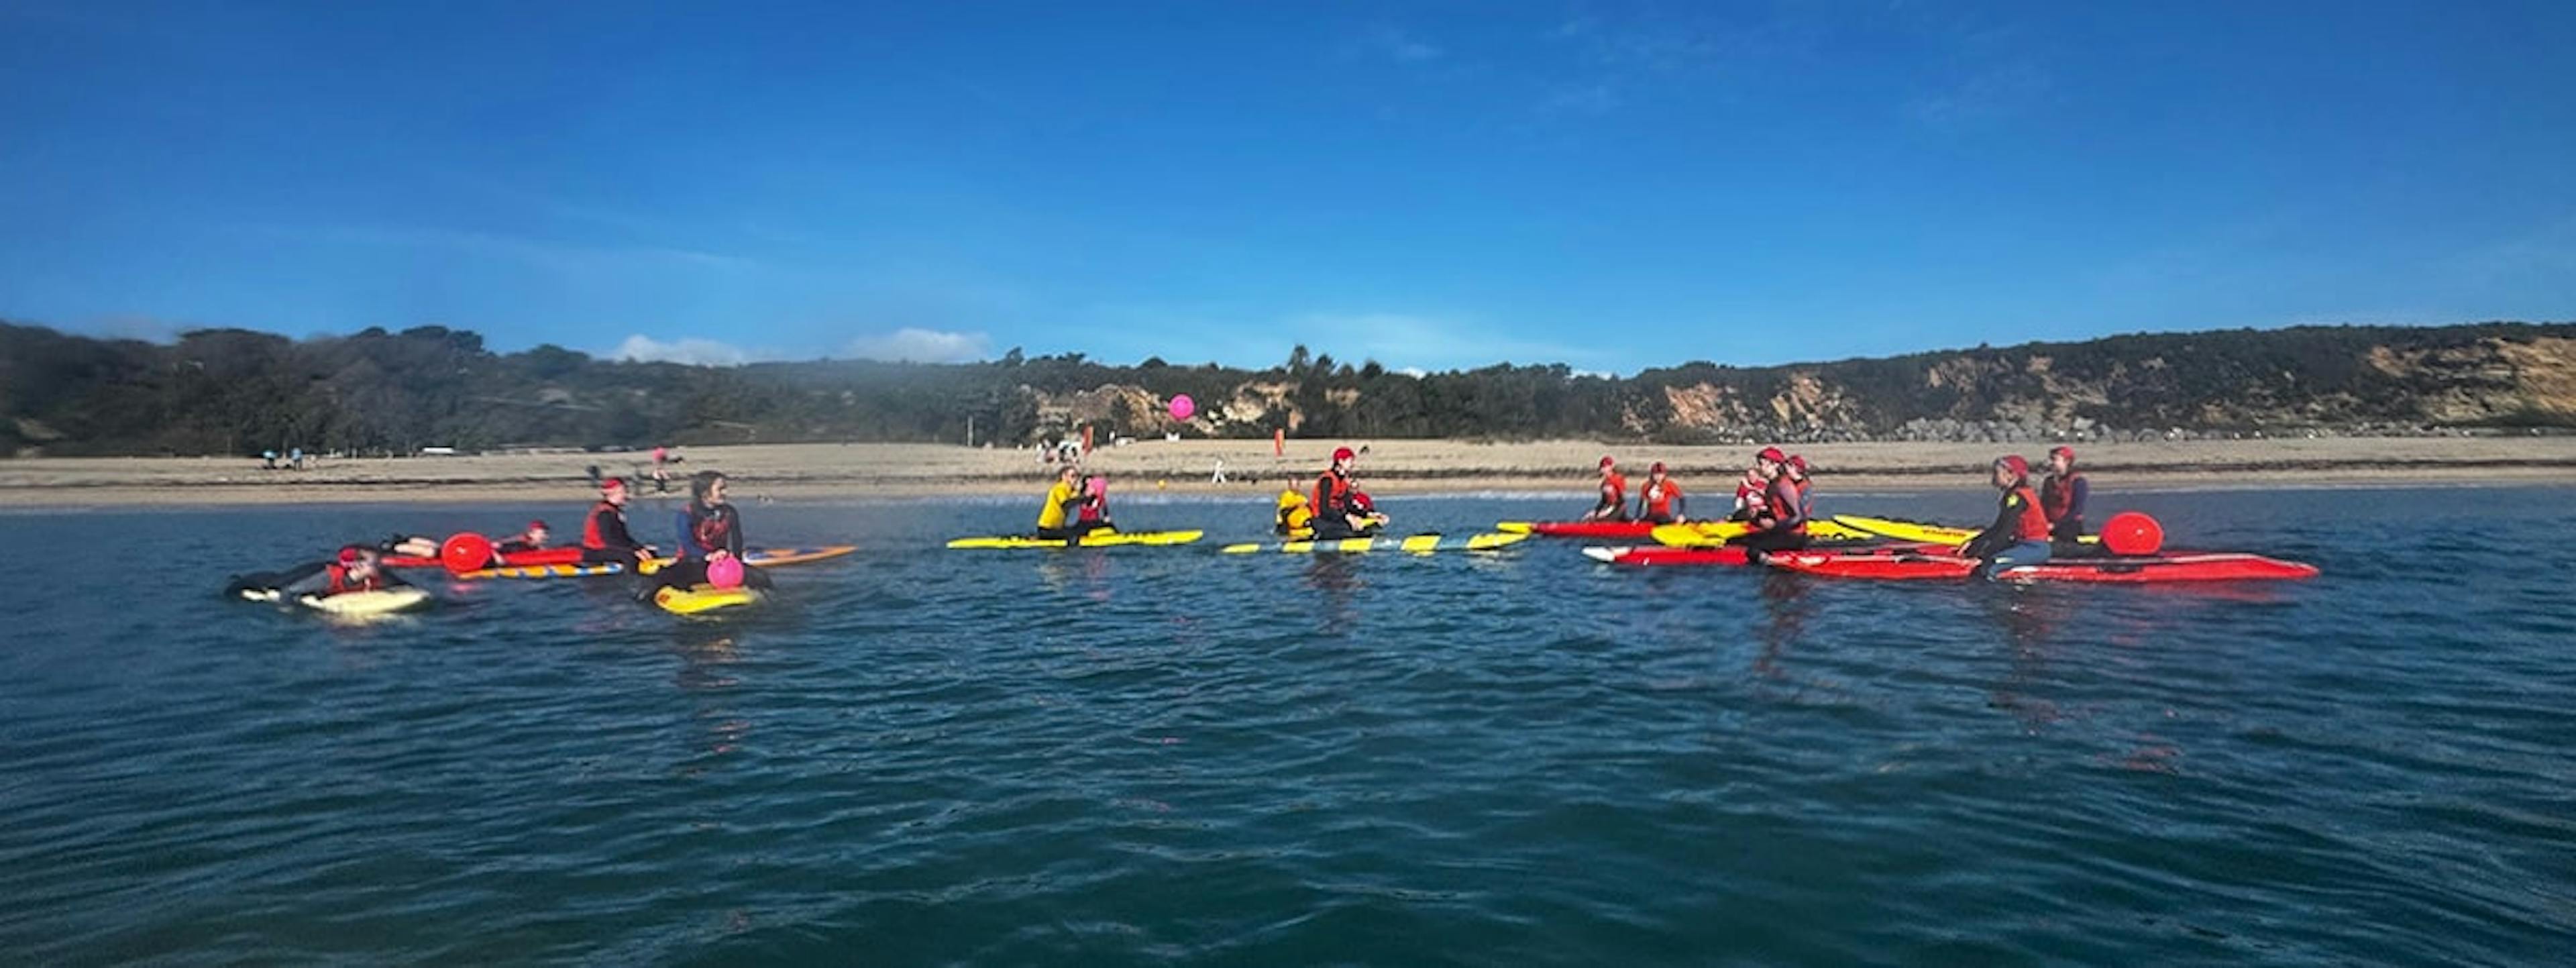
945, 530, 1205, 550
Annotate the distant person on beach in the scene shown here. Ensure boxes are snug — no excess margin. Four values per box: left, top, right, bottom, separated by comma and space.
1730, 447, 1809, 561
656, 470, 771, 592
1581, 456, 1630, 521
581, 477, 655, 566
2039, 445, 2090, 543
1962, 455, 2053, 579
1035, 464, 1112, 540
1633, 462, 1685, 524
1310, 446, 1386, 539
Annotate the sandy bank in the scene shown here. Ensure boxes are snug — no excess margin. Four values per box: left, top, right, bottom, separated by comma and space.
3, 437, 2571, 508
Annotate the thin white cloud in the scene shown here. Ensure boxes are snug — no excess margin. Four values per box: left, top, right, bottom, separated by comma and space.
1285, 312, 1598, 372
843, 327, 990, 363
612, 334, 754, 366
1349, 24, 1444, 64
252, 223, 752, 274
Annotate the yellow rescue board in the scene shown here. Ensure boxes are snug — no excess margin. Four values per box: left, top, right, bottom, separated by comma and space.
1218, 532, 1532, 554
458, 545, 857, 580
1649, 519, 1870, 547
1831, 515, 2097, 546
653, 584, 764, 615
945, 531, 1204, 550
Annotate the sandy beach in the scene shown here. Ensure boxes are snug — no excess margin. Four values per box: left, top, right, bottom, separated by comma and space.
3, 436, 2570, 507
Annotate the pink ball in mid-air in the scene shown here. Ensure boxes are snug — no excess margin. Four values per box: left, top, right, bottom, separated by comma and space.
706, 556, 745, 589
1169, 394, 1195, 421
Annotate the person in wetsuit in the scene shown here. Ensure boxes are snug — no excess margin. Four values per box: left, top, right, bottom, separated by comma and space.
494, 520, 550, 555
652, 470, 772, 592
1730, 466, 1769, 522
1633, 461, 1686, 525
1310, 446, 1385, 539
1035, 464, 1113, 541
1786, 455, 1816, 523
1731, 447, 1809, 562
2039, 445, 2090, 546
228, 545, 411, 600
581, 477, 655, 566
1580, 456, 1630, 522
1962, 455, 2054, 580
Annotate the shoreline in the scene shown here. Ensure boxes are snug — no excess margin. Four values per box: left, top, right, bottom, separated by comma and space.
3, 438, 2571, 507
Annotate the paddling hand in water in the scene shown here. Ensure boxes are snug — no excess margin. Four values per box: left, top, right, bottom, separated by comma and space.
1581, 456, 1631, 522
1035, 465, 1114, 540
1311, 447, 1388, 539
1963, 455, 2053, 579
1632, 461, 1685, 525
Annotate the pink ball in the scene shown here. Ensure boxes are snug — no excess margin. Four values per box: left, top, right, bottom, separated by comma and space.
1168, 394, 1195, 421
706, 556, 745, 589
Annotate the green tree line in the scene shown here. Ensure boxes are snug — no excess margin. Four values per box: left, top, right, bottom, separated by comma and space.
2, 319, 2569, 456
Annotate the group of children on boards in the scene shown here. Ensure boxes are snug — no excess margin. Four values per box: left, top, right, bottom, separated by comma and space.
246, 469, 771, 602
1578, 443, 2094, 577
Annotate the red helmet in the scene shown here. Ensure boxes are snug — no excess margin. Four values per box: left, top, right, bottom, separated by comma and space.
337, 545, 366, 564
1787, 455, 1809, 472
1756, 446, 1787, 463
1996, 455, 2031, 478
600, 476, 627, 490
1599, 455, 1617, 469
1649, 461, 1667, 474
527, 519, 549, 531
1332, 446, 1356, 463
2049, 445, 2076, 460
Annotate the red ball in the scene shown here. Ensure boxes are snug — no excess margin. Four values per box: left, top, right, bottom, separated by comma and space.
440, 533, 496, 574
2102, 512, 2163, 555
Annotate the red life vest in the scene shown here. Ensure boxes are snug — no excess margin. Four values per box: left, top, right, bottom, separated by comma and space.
1762, 476, 1807, 533
325, 564, 382, 595
692, 504, 735, 555
1314, 470, 1357, 516
582, 500, 621, 549
2006, 484, 2051, 541
2040, 472, 2086, 521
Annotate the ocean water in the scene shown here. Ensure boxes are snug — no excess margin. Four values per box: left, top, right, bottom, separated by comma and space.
3, 487, 2571, 966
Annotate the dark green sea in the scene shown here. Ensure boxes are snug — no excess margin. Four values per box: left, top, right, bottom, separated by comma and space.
3, 487, 2571, 966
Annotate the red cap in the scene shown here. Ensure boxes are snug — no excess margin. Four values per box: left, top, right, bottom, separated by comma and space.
600, 476, 627, 490
1599, 455, 1617, 468
337, 545, 365, 564
1788, 455, 1809, 472
1756, 446, 1787, 463
1997, 455, 2030, 478
1649, 461, 1666, 474
1332, 447, 1356, 463
528, 519, 549, 531
2049, 445, 2076, 460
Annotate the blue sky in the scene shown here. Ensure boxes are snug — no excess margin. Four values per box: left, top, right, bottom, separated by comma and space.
3, 1, 2571, 374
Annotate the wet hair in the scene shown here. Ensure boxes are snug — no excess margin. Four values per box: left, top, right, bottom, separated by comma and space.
690, 470, 726, 500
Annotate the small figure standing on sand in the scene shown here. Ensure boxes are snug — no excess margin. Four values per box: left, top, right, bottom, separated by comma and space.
1581, 456, 1630, 522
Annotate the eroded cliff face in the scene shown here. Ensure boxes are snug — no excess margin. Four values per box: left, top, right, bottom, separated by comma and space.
1016, 332, 2576, 443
